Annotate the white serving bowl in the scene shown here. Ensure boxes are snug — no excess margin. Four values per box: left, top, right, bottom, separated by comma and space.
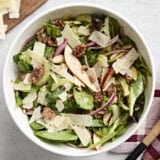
3, 3, 155, 157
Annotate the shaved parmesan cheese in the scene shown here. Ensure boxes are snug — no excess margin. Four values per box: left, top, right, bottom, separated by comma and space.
72, 125, 91, 146
0, 8, 8, 15
89, 31, 110, 48
55, 100, 64, 112
29, 106, 42, 123
31, 59, 40, 68
63, 82, 73, 91
78, 26, 90, 36
44, 116, 70, 133
27, 50, 44, 68
58, 91, 67, 102
23, 92, 37, 104
22, 103, 33, 110
23, 73, 31, 85
56, 36, 64, 45
0, 0, 21, 39
62, 114, 93, 127
62, 24, 81, 48
51, 63, 74, 82
112, 48, 139, 75
37, 86, 48, 105
9, 0, 21, 18
13, 81, 31, 91
0, 0, 13, 9
33, 41, 46, 56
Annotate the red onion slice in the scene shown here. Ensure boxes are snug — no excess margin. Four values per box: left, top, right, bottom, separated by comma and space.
86, 41, 97, 47
100, 67, 114, 89
53, 38, 68, 57
106, 45, 132, 55
105, 35, 119, 48
90, 93, 115, 116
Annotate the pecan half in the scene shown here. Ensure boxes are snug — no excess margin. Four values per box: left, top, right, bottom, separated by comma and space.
106, 84, 116, 96
42, 107, 55, 119
47, 38, 55, 47
94, 92, 104, 103
37, 34, 48, 43
30, 66, 44, 84
52, 20, 64, 30
36, 26, 48, 43
72, 44, 86, 58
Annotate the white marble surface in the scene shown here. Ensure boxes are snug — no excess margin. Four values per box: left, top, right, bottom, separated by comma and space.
0, 0, 160, 159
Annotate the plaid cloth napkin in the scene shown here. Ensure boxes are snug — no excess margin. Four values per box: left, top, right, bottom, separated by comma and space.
111, 84, 160, 160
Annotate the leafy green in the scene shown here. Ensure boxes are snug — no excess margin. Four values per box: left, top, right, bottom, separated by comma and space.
46, 87, 64, 104
119, 77, 129, 97
108, 52, 124, 63
46, 21, 61, 39
128, 72, 144, 116
76, 14, 92, 23
79, 36, 88, 43
109, 17, 120, 38
73, 88, 94, 110
15, 91, 22, 107
121, 36, 137, 49
13, 53, 33, 73
116, 124, 127, 136
119, 100, 129, 111
30, 122, 45, 130
63, 98, 80, 113
51, 79, 69, 91
35, 130, 77, 141
47, 75, 54, 90
93, 127, 109, 137
21, 39, 36, 52
86, 49, 98, 66
134, 58, 151, 76
89, 114, 129, 149
44, 45, 54, 58
92, 119, 105, 127
91, 14, 105, 31
109, 105, 120, 126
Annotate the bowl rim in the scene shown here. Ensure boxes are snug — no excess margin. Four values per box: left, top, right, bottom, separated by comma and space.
2, 2, 156, 157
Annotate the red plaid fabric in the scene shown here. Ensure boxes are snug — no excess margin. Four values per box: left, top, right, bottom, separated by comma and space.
111, 89, 160, 159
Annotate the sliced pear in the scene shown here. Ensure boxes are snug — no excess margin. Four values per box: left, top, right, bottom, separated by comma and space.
130, 66, 137, 80
93, 134, 101, 150
64, 45, 99, 92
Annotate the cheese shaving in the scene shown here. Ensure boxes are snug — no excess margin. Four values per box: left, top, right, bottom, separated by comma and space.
0, 0, 21, 39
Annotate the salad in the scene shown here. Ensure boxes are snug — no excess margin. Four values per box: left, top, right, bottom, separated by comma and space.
13, 14, 150, 149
